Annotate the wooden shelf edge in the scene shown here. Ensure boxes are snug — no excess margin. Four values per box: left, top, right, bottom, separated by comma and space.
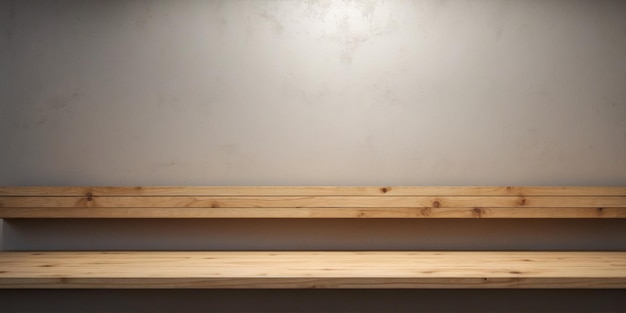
2, 277, 625, 289
1, 186, 625, 196
2, 207, 625, 218
1, 251, 624, 289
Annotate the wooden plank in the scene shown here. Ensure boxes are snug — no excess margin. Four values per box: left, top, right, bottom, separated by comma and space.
1, 196, 625, 208
0, 251, 624, 289
1, 186, 625, 197
1, 186, 623, 218
1, 207, 625, 218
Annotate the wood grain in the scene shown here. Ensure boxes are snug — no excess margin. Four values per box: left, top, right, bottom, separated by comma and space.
0, 186, 624, 218
0, 207, 625, 218
0, 251, 624, 289
1, 196, 624, 208
1, 186, 625, 196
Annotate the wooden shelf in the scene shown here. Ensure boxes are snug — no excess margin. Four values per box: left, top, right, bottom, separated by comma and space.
2, 186, 626, 196
1, 187, 623, 289
0, 186, 625, 218
0, 251, 624, 289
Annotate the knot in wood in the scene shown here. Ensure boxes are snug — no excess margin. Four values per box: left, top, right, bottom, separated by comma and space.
473, 207, 483, 217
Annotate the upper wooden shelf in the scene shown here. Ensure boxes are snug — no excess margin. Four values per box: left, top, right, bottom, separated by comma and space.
0, 186, 625, 218
1, 251, 624, 289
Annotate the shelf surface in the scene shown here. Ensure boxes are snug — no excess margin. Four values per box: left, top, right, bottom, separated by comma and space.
1, 186, 625, 218
1, 251, 625, 289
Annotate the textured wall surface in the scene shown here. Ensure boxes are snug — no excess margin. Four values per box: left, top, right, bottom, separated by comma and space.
1, 0, 626, 312
1, 0, 625, 186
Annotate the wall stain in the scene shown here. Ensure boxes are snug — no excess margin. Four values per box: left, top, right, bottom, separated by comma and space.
49, 92, 79, 111
6, 0, 16, 44
8, 0, 15, 18
259, 10, 284, 35
134, 1, 153, 32
31, 91, 80, 126
312, 0, 396, 65
157, 93, 181, 111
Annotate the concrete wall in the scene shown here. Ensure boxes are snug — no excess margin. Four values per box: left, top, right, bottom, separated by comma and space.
2, 0, 625, 186
1, 0, 625, 312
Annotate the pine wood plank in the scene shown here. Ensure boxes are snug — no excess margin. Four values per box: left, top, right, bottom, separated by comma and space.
0, 251, 624, 289
1, 186, 625, 196
1, 196, 625, 208
1, 207, 625, 218
1, 186, 624, 218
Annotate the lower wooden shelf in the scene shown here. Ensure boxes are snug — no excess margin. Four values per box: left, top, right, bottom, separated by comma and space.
0, 251, 624, 289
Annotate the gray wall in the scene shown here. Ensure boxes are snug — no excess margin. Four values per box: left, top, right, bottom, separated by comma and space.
2, 0, 625, 186
1, 0, 626, 312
